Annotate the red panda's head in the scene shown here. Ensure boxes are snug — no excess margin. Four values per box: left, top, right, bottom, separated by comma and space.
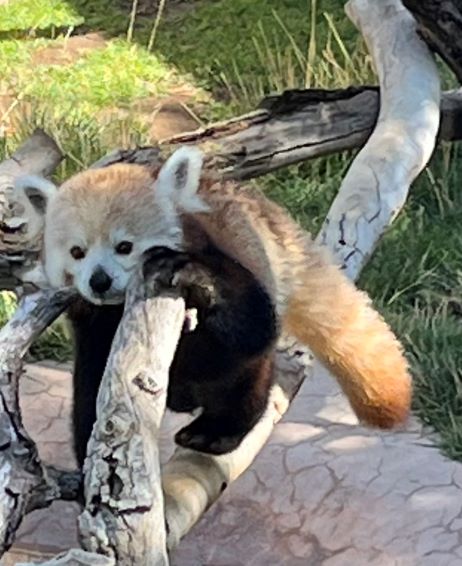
15, 146, 208, 304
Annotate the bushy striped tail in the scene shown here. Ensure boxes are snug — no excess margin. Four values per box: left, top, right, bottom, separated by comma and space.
285, 257, 412, 428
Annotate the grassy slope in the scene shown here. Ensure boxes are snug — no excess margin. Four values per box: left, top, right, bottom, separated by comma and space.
0, 0, 461, 457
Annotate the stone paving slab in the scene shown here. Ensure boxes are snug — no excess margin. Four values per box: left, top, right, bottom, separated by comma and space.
2, 362, 461, 565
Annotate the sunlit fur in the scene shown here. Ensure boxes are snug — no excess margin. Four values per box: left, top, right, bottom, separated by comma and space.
191, 179, 412, 428
27, 150, 412, 435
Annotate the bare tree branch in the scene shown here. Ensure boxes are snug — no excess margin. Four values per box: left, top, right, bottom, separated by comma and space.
2, 87, 462, 292
0, 129, 63, 291
318, 0, 441, 279
78, 269, 186, 565
0, 289, 75, 554
92, 88, 462, 181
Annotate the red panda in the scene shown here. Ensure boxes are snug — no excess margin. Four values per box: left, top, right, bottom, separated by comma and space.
16, 146, 412, 464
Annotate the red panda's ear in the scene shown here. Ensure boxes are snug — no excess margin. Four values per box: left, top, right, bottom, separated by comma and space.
155, 146, 209, 213
14, 175, 58, 215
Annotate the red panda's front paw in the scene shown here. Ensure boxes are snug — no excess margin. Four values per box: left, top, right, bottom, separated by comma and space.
142, 247, 216, 309
142, 246, 191, 295
171, 263, 217, 310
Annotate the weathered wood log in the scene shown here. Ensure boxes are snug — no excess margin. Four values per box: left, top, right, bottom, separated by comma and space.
402, 0, 462, 84
86, 87, 383, 181
3, 87, 462, 296
0, 289, 75, 554
2, 87, 462, 293
318, 0, 441, 278
94, 88, 462, 180
78, 267, 186, 565
161, 0, 441, 550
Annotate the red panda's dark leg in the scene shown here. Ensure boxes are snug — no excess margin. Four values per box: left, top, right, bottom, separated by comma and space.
174, 354, 274, 455
144, 245, 279, 455
67, 300, 124, 467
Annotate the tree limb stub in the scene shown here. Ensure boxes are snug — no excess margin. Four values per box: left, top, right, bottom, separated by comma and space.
318, 0, 441, 279
0, 289, 75, 554
161, 0, 441, 551
402, 0, 462, 84
79, 269, 186, 565
0, 129, 63, 290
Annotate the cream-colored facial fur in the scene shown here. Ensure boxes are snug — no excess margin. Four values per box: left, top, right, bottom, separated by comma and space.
15, 146, 207, 304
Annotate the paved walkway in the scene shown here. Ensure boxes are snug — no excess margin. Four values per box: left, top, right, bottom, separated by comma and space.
2, 362, 462, 565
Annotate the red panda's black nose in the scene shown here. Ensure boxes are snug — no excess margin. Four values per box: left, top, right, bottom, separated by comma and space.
89, 268, 113, 295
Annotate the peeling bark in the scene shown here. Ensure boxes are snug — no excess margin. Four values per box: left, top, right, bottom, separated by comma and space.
78, 269, 185, 565
93, 88, 462, 180
0, 129, 63, 291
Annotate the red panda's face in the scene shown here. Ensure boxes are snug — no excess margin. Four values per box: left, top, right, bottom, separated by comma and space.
16, 147, 207, 304
45, 184, 184, 304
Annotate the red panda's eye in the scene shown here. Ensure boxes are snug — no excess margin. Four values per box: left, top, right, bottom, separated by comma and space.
115, 241, 133, 255
70, 246, 86, 260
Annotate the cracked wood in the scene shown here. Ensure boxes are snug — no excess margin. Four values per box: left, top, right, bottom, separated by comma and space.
0, 129, 63, 291
317, 0, 441, 279
78, 269, 186, 565
0, 289, 75, 554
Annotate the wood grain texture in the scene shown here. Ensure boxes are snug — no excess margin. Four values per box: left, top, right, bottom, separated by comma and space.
78, 270, 185, 565
403, 0, 462, 83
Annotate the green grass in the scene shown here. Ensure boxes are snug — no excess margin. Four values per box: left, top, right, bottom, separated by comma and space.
0, 37, 204, 125
0, 0, 82, 32
0, 0, 461, 460
24, 40, 182, 114
155, 0, 368, 110
0, 0, 370, 123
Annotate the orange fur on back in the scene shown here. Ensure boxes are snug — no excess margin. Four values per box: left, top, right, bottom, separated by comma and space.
188, 177, 412, 429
